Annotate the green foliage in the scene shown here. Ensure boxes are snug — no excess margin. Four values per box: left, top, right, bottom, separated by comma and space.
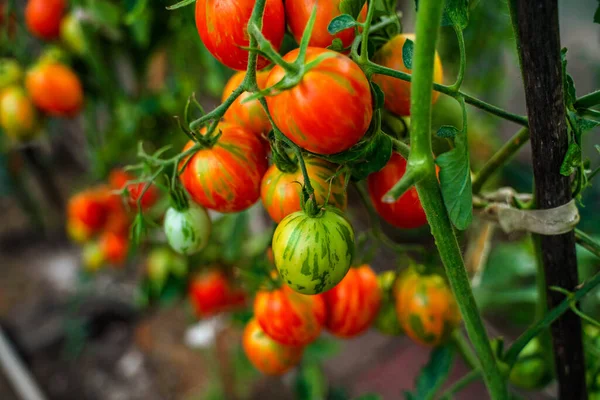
328, 15, 358, 34
402, 38, 414, 69
296, 362, 329, 400
339, 0, 368, 19
404, 345, 454, 400
441, 0, 470, 29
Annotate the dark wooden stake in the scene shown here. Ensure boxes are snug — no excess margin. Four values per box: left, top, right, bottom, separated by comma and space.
513, 1, 587, 398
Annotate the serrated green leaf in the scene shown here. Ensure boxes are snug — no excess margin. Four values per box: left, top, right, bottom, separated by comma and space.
350, 131, 393, 181
295, 362, 328, 400
561, 48, 577, 108
441, 0, 469, 29
402, 38, 414, 69
339, 0, 367, 19
371, 82, 385, 110
560, 142, 582, 176
436, 125, 459, 138
328, 14, 357, 34
436, 127, 473, 230
327, 38, 345, 51
407, 346, 454, 400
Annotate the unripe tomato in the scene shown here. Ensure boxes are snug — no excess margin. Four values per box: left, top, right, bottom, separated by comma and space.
25, 0, 65, 40
25, 62, 83, 117
254, 284, 326, 346
374, 270, 402, 336
82, 241, 104, 272
180, 123, 268, 213
60, 13, 86, 55
67, 219, 94, 244
67, 189, 110, 233
243, 318, 303, 376
0, 59, 23, 90
164, 203, 211, 256
509, 338, 553, 390
266, 47, 372, 155
285, 0, 367, 49
372, 34, 444, 116
395, 267, 461, 346
99, 232, 129, 266
146, 247, 188, 287
261, 157, 347, 223
108, 169, 159, 210
367, 153, 427, 229
0, 86, 39, 141
272, 207, 355, 295
222, 70, 271, 140
324, 264, 381, 338
195, 0, 285, 71
189, 269, 246, 318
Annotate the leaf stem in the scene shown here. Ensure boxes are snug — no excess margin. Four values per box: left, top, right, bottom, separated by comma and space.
439, 369, 481, 400
575, 229, 600, 259
452, 331, 480, 370
448, 25, 466, 91
359, 0, 377, 64
575, 89, 600, 109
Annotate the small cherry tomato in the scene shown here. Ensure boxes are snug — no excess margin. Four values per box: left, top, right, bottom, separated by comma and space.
0, 59, 23, 90
285, 0, 367, 49
195, 0, 285, 70
374, 270, 403, 336
108, 169, 159, 210
222, 70, 272, 141
67, 219, 94, 244
254, 284, 326, 346
266, 47, 372, 155
0, 85, 39, 141
372, 34, 444, 116
164, 203, 212, 255
189, 269, 246, 318
146, 247, 188, 288
25, 0, 65, 40
509, 338, 553, 390
26, 62, 83, 117
179, 123, 268, 213
324, 264, 381, 338
67, 188, 110, 233
273, 207, 355, 295
243, 318, 303, 376
82, 241, 104, 272
60, 12, 87, 56
367, 153, 428, 229
99, 232, 129, 266
260, 157, 347, 223
395, 267, 461, 346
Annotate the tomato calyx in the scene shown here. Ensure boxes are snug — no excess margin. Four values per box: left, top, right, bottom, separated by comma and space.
168, 175, 190, 212
270, 138, 298, 173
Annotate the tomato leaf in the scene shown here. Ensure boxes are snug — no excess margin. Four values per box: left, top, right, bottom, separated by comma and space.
295, 362, 328, 400
219, 212, 249, 263
441, 0, 469, 29
371, 82, 385, 110
404, 345, 454, 400
436, 126, 473, 230
350, 131, 393, 181
436, 125, 459, 139
561, 48, 577, 109
328, 38, 345, 52
339, 0, 367, 19
402, 38, 414, 69
328, 14, 357, 34
560, 142, 582, 176
166, 0, 196, 10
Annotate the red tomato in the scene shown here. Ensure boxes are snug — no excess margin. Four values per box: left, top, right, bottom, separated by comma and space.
189, 269, 246, 318
195, 0, 285, 71
260, 156, 347, 223
323, 264, 381, 338
395, 267, 461, 346
108, 169, 158, 210
372, 34, 444, 116
180, 123, 268, 213
367, 153, 427, 229
243, 318, 303, 376
266, 47, 372, 155
67, 188, 110, 233
222, 70, 271, 141
286, 0, 367, 49
25, 0, 65, 40
254, 284, 326, 346
25, 62, 83, 117
99, 232, 129, 266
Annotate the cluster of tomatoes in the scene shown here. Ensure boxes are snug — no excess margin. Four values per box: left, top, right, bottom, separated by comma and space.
0, 0, 84, 142
67, 169, 158, 271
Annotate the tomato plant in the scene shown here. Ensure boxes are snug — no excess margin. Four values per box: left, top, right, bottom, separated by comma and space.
272, 207, 355, 295
164, 203, 211, 255
243, 318, 303, 376
323, 264, 381, 338
254, 284, 326, 346
25, 0, 65, 40
265, 47, 373, 155
508, 338, 553, 390
195, 0, 285, 71
0, 85, 39, 141
261, 156, 347, 223
25, 62, 83, 117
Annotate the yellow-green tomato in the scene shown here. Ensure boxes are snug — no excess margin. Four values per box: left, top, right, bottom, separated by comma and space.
164, 203, 211, 255
272, 207, 355, 295
374, 270, 403, 336
509, 338, 553, 390
60, 13, 86, 55
146, 247, 187, 289
0, 85, 39, 141
0, 59, 23, 90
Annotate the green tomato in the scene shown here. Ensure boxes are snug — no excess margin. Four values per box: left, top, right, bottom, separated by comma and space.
509, 338, 553, 390
60, 13, 87, 56
0, 85, 40, 141
0, 59, 23, 90
164, 203, 211, 255
146, 247, 187, 292
272, 207, 355, 295
374, 271, 403, 336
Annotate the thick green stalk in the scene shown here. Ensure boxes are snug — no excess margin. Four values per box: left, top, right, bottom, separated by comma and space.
409, 1, 507, 398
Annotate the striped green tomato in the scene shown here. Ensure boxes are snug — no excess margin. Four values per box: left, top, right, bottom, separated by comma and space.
164, 203, 211, 255
272, 207, 355, 295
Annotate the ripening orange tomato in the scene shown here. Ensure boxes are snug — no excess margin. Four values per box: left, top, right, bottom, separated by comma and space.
25, 62, 83, 117
67, 188, 110, 234
25, 0, 65, 40
188, 269, 246, 318
243, 318, 303, 376
99, 232, 129, 266
0, 85, 39, 141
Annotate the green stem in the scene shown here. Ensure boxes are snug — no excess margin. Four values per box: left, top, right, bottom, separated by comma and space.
575, 229, 600, 259
409, 1, 507, 398
369, 12, 403, 34
504, 269, 600, 367
448, 25, 466, 91
471, 128, 530, 194
390, 137, 410, 159
189, 86, 244, 131
359, 0, 377, 64
439, 369, 481, 400
453, 331, 480, 370
575, 89, 600, 109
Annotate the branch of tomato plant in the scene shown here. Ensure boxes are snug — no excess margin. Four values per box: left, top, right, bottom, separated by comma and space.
575, 89, 600, 109
439, 369, 481, 400
503, 268, 600, 367
391, 0, 508, 397
452, 331, 480, 370
471, 127, 530, 194
448, 25, 466, 92
575, 228, 600, 259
